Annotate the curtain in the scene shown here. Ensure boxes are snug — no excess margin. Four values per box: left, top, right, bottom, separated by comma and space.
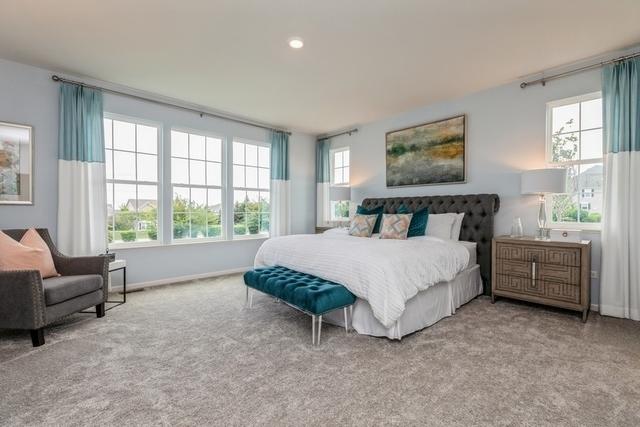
269, 130, 290, 237
57, 83, 107, 256
316, 139, 331, 227
600, 57, 640, 320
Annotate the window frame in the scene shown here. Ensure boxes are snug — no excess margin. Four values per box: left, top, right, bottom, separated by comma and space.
231, 137, 271, 239
105, 112, 163, 249
170, 127, 227, 244
330, 147, 350, 186
545, 91, 603, 231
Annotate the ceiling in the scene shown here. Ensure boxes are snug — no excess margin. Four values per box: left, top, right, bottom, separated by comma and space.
1, 0, 639, 134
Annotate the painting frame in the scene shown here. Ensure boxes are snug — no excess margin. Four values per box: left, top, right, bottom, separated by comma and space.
385, 114, 466, 188
0, 121, 34, 205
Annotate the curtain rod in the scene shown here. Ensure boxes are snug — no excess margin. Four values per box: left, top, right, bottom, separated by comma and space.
520, 51, 640, 89
317, 128, 358, 142
51, 75, 292, 135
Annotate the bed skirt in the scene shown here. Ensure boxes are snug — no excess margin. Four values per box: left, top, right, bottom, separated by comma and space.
324, 265, 483, 339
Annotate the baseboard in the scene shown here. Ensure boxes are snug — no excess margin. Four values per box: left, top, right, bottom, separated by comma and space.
590, 303, 599, 312
110, 266, 253, 292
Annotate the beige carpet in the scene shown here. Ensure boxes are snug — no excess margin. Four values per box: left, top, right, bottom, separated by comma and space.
1, 274, 640, 426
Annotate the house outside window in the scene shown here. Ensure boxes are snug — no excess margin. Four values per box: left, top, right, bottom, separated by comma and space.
330, 147, 350, 221
171, 129, 224, 241
546, 92, 603, 229
232, 139, 270, 236
104, 115, 160, 245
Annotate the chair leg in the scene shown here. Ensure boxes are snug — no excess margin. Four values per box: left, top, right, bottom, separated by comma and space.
344, 307, 349, 333
96, 303, 105, 318
30, 328, 45, 347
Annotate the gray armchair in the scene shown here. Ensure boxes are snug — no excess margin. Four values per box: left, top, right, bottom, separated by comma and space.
0, 228, 109, 346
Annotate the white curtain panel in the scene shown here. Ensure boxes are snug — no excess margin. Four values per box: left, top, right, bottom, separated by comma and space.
316, 182, 330, 227
600, 152, 640, 319
270, 179, 291, 237
57, 82, 107, 256
57, 161, 107, 256
599, 57, 640, 320
269, 130, 290, 237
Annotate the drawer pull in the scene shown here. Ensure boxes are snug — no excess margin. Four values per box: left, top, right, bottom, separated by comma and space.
532, 260, 537, 281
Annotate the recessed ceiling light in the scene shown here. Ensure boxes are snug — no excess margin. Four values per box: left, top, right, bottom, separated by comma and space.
288, 37, 304, 49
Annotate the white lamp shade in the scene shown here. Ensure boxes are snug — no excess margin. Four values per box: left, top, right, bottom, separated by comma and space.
521, 168, 567, 195
329, 185, 351, 201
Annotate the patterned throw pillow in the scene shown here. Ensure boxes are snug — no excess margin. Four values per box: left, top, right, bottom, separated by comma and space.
349, 214, 378, 237
379, 213, 413, 240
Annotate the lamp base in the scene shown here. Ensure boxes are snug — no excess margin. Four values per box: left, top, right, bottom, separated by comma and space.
535, 228, 551, 240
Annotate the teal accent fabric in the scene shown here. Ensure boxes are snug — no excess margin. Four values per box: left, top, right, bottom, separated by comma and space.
269, 131, 289, 180
397, 204, 429, 237
356, 205, 384, 234
602, 57, 640, 153
244, 266, 356, 315
58, 83, 105, 162
316, 139, 330, 183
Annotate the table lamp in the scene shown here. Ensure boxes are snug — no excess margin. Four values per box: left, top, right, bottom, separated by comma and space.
521, 168, 566, 240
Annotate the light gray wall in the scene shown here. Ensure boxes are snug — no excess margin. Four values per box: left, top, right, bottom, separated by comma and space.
0, 58, 316, 285
329, 70, 602, 304
0, 59, 59, 235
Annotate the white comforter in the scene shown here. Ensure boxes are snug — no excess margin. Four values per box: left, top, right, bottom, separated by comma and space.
254, 231, 469, 328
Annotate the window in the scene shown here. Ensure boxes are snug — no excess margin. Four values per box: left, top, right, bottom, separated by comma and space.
104, 116, 160, 245
331, 148, 350, 185
171, 130, 224, 240
546, 92, 603, 228
232, 140, 270, 236
330, 147, 350, 221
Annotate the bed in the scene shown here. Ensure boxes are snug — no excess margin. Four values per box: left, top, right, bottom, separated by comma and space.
255, 194, 500, 339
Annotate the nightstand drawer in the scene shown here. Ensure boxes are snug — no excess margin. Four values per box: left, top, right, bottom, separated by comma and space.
538, 264, 580, 285
497, 260, 580, 285
495, 274, 527, 293
495, 277, 580, 304
497, 259, 531, 278
495, 274, 544, 296
544, 281, 581, 304
496, 243, 581, 267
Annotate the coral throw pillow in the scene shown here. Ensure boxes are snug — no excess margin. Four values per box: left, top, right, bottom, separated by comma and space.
379, 214, 413, 240
0, 229, 59, 278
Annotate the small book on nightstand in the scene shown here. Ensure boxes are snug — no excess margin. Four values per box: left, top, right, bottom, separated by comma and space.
491, 235, 592, 322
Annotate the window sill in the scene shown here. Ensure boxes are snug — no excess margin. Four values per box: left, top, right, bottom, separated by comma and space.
109, 234, 269, 250
548, 223, 601, 233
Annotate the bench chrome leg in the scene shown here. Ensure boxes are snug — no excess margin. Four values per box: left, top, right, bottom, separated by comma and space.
246, 287, 253, 309
317, 315, 322, 345
312, 315, 316, 345
344, 307, 349, 333
245, 286, 249, 307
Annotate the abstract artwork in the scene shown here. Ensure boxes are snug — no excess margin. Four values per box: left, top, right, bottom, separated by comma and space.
386, 115, 465, 187
0, 122, 33, 204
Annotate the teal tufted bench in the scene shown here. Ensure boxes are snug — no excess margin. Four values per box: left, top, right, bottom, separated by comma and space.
243, 266, 356, 345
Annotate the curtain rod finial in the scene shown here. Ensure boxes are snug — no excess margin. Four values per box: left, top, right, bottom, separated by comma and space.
520, 82, 527, 89
52, 75, 60, 82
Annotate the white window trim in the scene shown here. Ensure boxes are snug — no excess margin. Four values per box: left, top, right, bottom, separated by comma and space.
105, 113, 164, 249
545, 92, 602, 231
231, 137, 271, 239
170, 127, 227, 244
330, 147, 350, 186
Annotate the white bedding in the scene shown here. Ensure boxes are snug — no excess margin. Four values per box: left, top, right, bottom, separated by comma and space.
254, 231, 470, 328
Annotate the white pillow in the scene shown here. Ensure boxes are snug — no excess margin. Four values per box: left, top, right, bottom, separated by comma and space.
425, 214, 456, 240
451, 213, 465, 241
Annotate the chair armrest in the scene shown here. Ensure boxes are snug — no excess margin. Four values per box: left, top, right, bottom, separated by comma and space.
53, 255, 110, 302
0, 270, 46, 330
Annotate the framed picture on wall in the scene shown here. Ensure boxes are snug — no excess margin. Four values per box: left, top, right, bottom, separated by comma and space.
385, 114, 466, 187
0, 121, 33, 204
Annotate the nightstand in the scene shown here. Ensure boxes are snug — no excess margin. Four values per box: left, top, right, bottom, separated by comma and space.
491, 236, 592, 322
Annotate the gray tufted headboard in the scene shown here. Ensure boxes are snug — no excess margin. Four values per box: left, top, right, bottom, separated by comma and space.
360, 194, 500, 295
